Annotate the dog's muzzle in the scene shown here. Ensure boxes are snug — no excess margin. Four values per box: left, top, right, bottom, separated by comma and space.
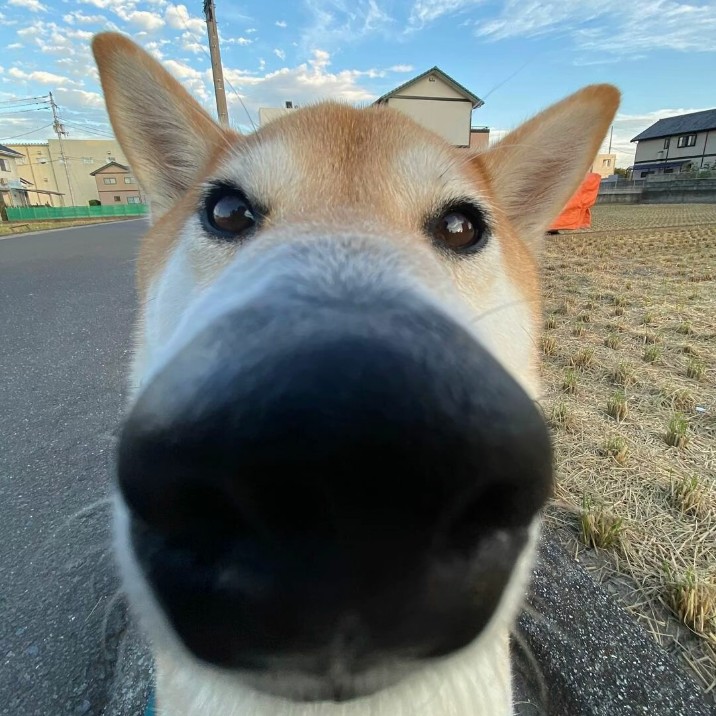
117, 242, 552, 687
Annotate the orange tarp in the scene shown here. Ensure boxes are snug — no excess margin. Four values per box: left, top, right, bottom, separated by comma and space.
549, 172, 601, 231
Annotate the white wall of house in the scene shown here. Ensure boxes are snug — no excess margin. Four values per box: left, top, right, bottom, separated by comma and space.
634, 131, 715, 167
387, 96, 472, 146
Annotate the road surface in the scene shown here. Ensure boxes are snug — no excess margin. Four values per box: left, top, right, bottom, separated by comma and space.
0, 220, 149, 715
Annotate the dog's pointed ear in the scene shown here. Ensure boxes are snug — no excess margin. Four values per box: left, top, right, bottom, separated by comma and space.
478, 85, 619, 241
92, 32, 229, 215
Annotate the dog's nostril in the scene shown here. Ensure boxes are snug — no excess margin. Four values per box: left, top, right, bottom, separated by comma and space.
438, 483, 522, 554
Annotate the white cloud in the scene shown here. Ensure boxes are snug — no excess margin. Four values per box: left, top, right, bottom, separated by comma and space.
474, 1, 716, 56
224, 36, 253, 46
77, 0, 116, 8
165, 3, 205, 34
123, 10, 165, 32
275, 20, 287, 28
302, 0, 396, 49
6, 42, 23, 49
409, 0, 483, 27
8, 67, 79, 87
273, 48, 286, 60
222, 49, 381, 127
8, 0, 47, 12
389, 64, 414, 72
245, 27, 257, 33
54, 87, 105, 111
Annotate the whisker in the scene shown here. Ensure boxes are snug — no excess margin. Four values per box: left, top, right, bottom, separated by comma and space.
101, 589, 125, 656
511, 624, 549, 715
468, 297, 531, 326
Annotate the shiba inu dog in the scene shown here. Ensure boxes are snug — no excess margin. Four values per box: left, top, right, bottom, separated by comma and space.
92, 33, 618, 716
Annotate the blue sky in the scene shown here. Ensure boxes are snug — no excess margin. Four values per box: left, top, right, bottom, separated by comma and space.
1, 1, 715, 167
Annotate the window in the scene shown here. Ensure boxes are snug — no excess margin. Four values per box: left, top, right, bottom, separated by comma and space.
127, 196, 141, 204
107, 155, 116, 162
602, 158, 611, 167
677, 134, 696, 148
124, 176, 135, 184
114, 195, 121, 202
0, 158, 9, 172
663, 168, 674, 174
103, 177, 117, 184
664, 138, 670, 150
82, 157, 94, 165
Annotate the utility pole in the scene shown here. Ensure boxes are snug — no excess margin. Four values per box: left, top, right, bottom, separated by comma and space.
49, 92, 76, 207
203, 0, 229, 126
608, 124, 614, 154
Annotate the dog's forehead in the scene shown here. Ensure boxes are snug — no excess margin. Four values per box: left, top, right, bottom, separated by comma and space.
211, 102, 488, 218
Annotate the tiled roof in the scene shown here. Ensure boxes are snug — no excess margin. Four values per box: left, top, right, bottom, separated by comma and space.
89, 161, 129, 175
0, 143, 24, 157
631, 108, 716, 142
374, 66, 483, 108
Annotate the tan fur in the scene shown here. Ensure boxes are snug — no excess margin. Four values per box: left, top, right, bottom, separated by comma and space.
92, 31, 619, 716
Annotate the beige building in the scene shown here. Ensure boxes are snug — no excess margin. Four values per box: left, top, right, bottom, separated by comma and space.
590, 153, 617, 178
1, 142, 65, 208
7, 138, 128, 207
90, 161, 144, 205
469, 127, 490, 152
259, 103, 297, 126
374, 67, 484, 147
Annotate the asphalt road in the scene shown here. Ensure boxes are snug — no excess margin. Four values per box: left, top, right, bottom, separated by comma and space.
0, 220, 149, 716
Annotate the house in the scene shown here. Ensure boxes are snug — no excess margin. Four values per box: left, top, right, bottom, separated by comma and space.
630, 109, 716, 177
0, 143, 65, 209
259, 102, 297, 126
90, 161, 144, 205
0, 144, 26, 208
590, 153, 617, 179
7, 138, 127, 206
374, 67, 485, 147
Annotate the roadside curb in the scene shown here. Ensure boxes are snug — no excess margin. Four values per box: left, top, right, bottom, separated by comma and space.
0, 217, 147, 241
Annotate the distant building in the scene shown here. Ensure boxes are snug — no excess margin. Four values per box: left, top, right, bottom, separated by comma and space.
7, 138, 128, 206
590, 153, 617, 179
259, 102, 298, 126
0, 143, 64, 208
630, 109, 716, 177
374, 67, 484, 147
469, 127, 490, 152
90, 161, 144, 206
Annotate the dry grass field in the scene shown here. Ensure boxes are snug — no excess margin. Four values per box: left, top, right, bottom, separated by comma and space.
540, 203, 716, 697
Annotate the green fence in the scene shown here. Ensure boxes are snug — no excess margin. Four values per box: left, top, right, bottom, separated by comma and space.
5, 204, 149, 221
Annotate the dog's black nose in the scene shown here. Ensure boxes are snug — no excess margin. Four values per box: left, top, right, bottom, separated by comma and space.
118, 297, 552, 670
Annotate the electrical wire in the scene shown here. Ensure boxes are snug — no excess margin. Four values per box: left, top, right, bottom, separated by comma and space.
0, 107, 51, 115
62, 121, 116, 139
0, 123, 54, 141
0, 95, 49, 105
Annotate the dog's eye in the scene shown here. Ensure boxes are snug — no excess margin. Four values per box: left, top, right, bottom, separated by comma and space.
432, 206, 486, 252
203, 189, 257, 238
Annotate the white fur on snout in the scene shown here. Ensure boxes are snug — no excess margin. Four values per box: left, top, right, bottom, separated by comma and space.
122, 221, 542, 716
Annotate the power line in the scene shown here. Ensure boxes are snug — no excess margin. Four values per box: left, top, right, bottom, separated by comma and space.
0, 123, 54, 141
62, 121, 116, 139
0, 107, 51, 115
0, 95, 50, 105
